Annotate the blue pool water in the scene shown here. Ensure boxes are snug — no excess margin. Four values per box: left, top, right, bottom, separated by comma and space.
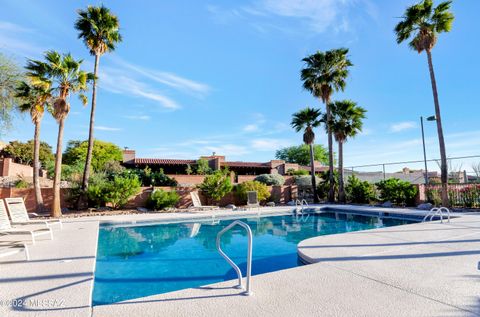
93, 210, 415, 305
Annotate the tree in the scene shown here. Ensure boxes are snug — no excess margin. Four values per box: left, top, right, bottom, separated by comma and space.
275, 144, 328, 166
28, 51, 93, 217
15, 72, 53, 212
195, 158, 212, 175
291, 107, 322, 203
324, 100, 366, 203
0, 54, 22, 135
395, 0, 454, 206
1, 140, 54, 167
63, 139, 123, 172
301, 48, 352, 203
75, 5, 122, 202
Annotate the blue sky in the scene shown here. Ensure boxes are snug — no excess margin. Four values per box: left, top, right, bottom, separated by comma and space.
1, 0, 479, 172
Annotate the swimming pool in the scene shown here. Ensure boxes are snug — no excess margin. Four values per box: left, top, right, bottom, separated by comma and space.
93, 209, 415, 305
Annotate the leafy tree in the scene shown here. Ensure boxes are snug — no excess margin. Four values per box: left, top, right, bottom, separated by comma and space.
195, 158, 212, 175
0, 54, 22, 136
301, 48, 352, 202
291, 107, 322, 203
275, 144, 328, 166
2, 140, 54, 167
27, 51, 94, 217
63, 139, 122, 172
198, 169, 233, 203
324, 100, 366, 203
16, 70, 53, 212
75, 5, 122, 194
395, 0, 453, 207
236, 181, 271, 204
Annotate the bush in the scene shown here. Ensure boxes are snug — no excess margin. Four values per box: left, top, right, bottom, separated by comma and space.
345, 175, 375, 204
254, 174, 285, 186
376, 178, 418, 206
132, 167, 178, 187
317, 170, 339, 201
287, 169, 308, 176
294, 175, 321, 187
146, 189, 180, 211
14, 179, 29, 188
87, 174, 141, 209
236, 181, 270, 204
198, 169, 233, 203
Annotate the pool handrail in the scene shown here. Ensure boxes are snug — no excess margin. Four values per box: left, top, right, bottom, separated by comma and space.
215, 220, 253, 296
422, 207, 450, 223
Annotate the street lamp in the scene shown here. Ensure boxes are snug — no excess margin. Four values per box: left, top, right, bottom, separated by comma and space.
420, 115, 436, 184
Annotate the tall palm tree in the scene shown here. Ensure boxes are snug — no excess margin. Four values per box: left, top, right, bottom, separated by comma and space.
301, 48, 352, 203
28, 51, 93, 217
325, 100, 366, 203
15, 74, 52, 213
395, 0, 453, 207
75, 5, 122, 207
291, 107, 322, 203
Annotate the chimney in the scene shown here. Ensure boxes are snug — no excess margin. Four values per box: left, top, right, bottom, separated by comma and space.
122, 149, 136, 163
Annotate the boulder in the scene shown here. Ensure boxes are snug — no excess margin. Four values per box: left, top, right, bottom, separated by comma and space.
136, 207, 149, 212
266, 202, 275, 207
381, 201, 393, 208
225, 204, 236, 210
417, 203, 433, 210
287, 201, 296, 206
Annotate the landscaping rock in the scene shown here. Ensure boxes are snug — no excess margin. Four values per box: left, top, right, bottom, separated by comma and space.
225, 204, 236, 209
417, 203, 433, 210
136, 207, 149, 212
266, 202, 275, 207
381, 201, 393, 208
287, 201, 295, 206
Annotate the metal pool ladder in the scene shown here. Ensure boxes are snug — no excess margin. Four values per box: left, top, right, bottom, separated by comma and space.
295, 199, 309, 214
422, 207, 450, 223
216, 220, 253, 296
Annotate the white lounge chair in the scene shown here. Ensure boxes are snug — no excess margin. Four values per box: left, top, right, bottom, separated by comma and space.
5, 198, 62, 229
190, 191, 219, 211
247, 191, 260, 209
0, 200, 53, 244
0, 241, 29, 261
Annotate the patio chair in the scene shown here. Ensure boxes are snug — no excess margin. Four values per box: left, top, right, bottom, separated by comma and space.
0, 200, 53, 244
189, 191, 219, 211
0, 241, 29, 261
247, 191, 260, 209
5, 197, 62, 229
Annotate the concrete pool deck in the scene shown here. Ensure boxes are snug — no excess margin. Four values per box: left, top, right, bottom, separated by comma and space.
1, 205, 479, 316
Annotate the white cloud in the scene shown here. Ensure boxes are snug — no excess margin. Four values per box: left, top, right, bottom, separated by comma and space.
96, 126, 121, 131
123, 115, 151, 121
390, 121, 417, 133
0, 20, 46, 57
202, 144, 249, 156
243, 124, 259, 132
251, 138, 293, 151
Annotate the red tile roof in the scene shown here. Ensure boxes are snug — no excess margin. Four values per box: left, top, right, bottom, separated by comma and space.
133, 158, 196, 165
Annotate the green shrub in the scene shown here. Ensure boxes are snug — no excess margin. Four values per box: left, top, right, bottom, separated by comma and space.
345, 175, 375, 204
132, 167, 177, 186
294, 175, 321, 187
425, 187, 442, 206
317, 170, 339, 201
236, 180, 270, 203
198, 169, 233, 203
195, 158, 212, 175
254, 174, 285, 186
287, 169, 309, 176
375, 178, 418, 206
146, 189, 180, 211
87, 173, 141, 209
14, 179, 29, 188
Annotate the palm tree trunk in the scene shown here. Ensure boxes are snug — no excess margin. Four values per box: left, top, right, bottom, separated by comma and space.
426, 50, 448, 207
309, 143, 319, 203
338, 140, 345, 203
51, 118, 65, 218
33, 121, 44, 213
326, 103, 335, 202
80, 53, 100, 209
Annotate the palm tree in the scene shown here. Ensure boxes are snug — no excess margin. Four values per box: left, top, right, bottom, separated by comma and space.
291, 107, 322, 203
324, 100, 366, 203
395, 0, 453, 207
15, 74, 52, 213
301, 48, 352, 203
28, 51, 93, 217
75, 5, 122, 207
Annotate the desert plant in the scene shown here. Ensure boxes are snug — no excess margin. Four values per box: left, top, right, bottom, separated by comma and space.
198, 169, 233, 203
236, 181, 270, 204
254, 174, 285, 186
146, 189, 180, 211
345, 175, 375, 204
286, 169, 309, 176
317, 170, 339, 201
195, 158, 212, 175
14, 179, 30, 189
376, 178, 418, 206
86, 173, 140, 209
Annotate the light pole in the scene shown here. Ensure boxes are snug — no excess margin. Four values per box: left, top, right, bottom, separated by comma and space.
420, 115, 436, 184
